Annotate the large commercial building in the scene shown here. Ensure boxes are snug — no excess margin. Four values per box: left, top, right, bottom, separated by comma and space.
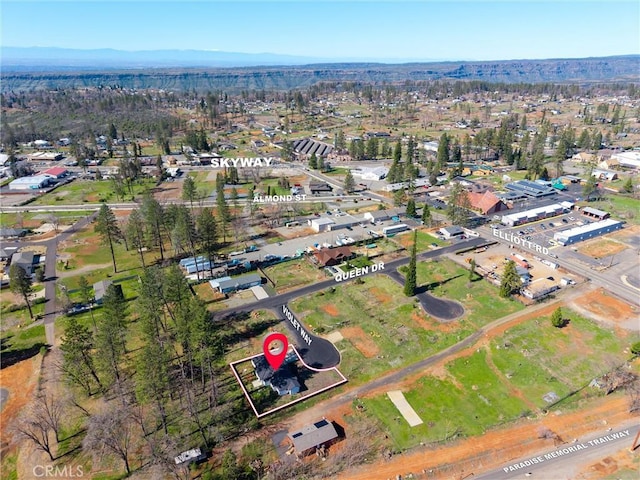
553, 219, 623, 246
8, 175, 52, 191
504, 180, 556, 198
501, 203, 566, 227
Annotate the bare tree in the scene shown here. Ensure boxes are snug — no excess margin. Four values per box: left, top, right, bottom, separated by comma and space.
83, 405, 135, 475
36, 393, 66, 443
15, 403, 56, 461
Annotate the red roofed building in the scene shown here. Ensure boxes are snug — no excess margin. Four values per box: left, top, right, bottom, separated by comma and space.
467, 191, 508, 215
313, 246, 354, 267
41, 167, 68, 179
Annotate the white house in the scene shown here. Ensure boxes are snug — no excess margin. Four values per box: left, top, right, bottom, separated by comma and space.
352, 166, 388, 181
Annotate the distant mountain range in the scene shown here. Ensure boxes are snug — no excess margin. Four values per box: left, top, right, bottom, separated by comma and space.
1, 47, 638, 92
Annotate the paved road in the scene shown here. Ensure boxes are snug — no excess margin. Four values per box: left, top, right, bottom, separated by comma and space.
218, 237, 488, 367
385, 269, 465, 321
276, 304, 341, 370
476, 423, 640, 480
11, 213, 99, 346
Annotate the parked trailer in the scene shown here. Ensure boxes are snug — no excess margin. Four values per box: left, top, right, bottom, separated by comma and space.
383, 224, 409, 236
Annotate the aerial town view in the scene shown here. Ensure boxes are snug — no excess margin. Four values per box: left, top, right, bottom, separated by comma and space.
0, 1, 639, 479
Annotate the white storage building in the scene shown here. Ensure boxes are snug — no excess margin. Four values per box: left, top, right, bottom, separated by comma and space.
8, 175, 52, 191
553, 219, 623, 246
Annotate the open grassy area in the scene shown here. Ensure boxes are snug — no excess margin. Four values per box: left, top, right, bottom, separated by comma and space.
416, 258, 524, 328
364, 349, 529, 449
0, 210, 93, 229
395, 228, 445, 252
290, 275, 476, 383
29, 178, 156, 205
585, 194, 640, 224
262, 257, 326, 292
363, 310, 635, 451
489, 309, 635, 409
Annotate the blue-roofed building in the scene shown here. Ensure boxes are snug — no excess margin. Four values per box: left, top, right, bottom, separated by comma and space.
505, 180, 556, 198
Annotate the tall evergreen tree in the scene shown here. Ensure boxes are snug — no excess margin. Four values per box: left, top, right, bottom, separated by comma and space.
344, 169, 355, 193
499, 260, 522, 298
182, 175, 197, 209
406, 198, 417, 217
421, 203, 432, 226
404, 230, 417, 296
60, 316, 103, 395
125, 209, 147, 268
95, 284, 128, 391
9, 265, 33, 319
95, 204, 122, 273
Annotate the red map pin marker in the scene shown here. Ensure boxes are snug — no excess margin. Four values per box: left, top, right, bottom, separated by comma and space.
263, 332, 289, 371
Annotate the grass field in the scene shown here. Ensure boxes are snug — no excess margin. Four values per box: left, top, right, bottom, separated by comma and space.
489, 309, 635, 408
416, 258, 524, 328
289, 275, 476, 383
363, 310, 636, 450
29, 178, 156, 205
262, 258, 326, 292
585, 194, 640, 224
395, 229, 445, 252
364, 349, 529, 449
0, 210, 93, 229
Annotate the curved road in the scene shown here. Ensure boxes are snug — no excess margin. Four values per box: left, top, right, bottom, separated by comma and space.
218, 237, 488, 368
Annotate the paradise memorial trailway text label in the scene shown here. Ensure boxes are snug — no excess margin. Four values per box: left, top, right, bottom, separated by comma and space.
502, 429, 631, 473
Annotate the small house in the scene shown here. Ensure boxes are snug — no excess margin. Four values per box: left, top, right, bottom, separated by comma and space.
288, 419, 339, 457
313, 246, 354, 267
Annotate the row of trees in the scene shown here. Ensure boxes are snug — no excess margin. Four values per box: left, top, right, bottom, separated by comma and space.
95, 195, 219, 275
48, 265, 249, 476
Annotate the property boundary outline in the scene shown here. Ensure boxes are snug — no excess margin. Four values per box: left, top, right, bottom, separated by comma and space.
229, 346, 348, 418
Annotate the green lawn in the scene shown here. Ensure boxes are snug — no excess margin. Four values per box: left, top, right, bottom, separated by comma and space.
263, 258, 326, 292
0, 210, 93, 229
289, 275, 476, 383
584, 194, 640, 224
364, 349, 528, 449
363, 310, 635, 450
489, 309, 635, 408
416, 258, 524, 328
29, 178, 156, 205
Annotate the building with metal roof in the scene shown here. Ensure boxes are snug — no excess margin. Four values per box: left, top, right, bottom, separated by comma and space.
504, 180, 556, 198
500, 203, 566, 227
581, 207, 610, 220
215, 273, 262, 294
288, 419, 339, 456
8, 175, 52, 191
553, 219, 623, 246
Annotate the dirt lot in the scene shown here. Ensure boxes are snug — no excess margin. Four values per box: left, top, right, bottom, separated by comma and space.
568, 288, 639, 331
0, 356, 42, 458
471, 243, 566, 284
578, 238, 627, 258
341, 326, 380, 358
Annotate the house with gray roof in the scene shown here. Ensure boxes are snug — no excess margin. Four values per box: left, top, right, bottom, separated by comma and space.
288, 419, 339, 456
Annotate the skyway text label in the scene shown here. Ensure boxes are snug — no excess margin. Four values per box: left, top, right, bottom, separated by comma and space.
334, 262, 385, 282
211, 157, 274, 168
492, 229, 550, 255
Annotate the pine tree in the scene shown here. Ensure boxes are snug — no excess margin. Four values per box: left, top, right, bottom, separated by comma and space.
9, 265, 33, 319
404, 230, 417, 297
499, 260, 522, 298
308, 152, 318, 169
421, 203, 432, 226
95, 204, 122, 273
406, 198, 416, 217
344, 169, 355, 193
551, 307, 566, 328
182, 175, 197, 209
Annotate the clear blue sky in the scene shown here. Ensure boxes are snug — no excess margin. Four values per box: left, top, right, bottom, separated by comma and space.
2, 1, 638, 61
